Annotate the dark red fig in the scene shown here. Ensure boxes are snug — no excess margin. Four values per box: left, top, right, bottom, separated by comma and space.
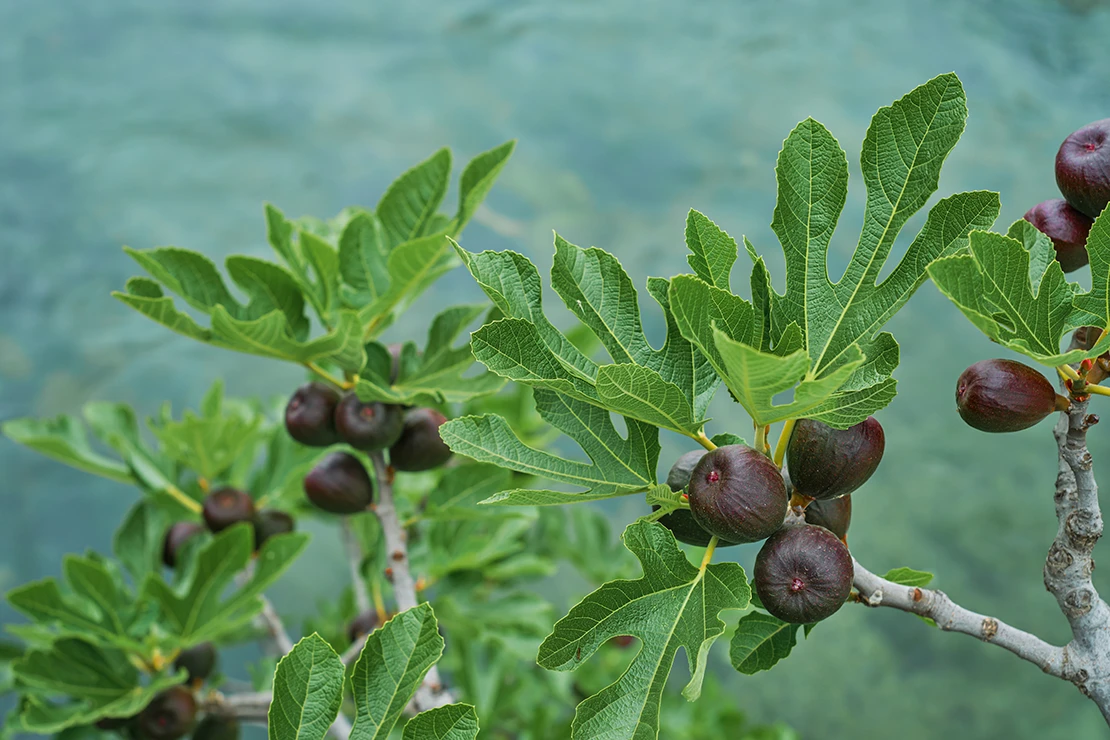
191, 714, 240, 740
665, 449, 705, 492
956, 359, 1068, 433
96, 716, 133, 731
388, 408, 453, 472
804, 495, 852, 540
347, 610, 379, 642
687, 445, 787, 544
136, 687, 197, 740
754, 524, 853, 624
201, 488, 255, 533
304, 452, 374, 514
334, 394, 404, 451
651, 450, 739, 548
1056, 118, 1110, 218
284, 382, 342, 447
173, 643, 217, 684
163, 522, 203, 568
1023, 199, 1093, 273
251, 510, 295, 549
786, 417, 884, 501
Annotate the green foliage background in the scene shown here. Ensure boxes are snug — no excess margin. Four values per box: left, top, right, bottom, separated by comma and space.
4, 1, 1110, 738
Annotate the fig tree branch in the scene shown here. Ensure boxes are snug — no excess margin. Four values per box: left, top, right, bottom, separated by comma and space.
341, 518, 372, 615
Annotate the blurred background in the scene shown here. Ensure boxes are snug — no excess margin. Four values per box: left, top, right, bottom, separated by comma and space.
4, 0, 1110, 737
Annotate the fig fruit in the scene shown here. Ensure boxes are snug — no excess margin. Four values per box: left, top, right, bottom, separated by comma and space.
162, 522, 203, 568
96, 716, 133, 731
651, 449, 738, 548
173, 643, 217, 684
1023, 199, 1093, 273
192, 714, 240, 740
334, 394, 404, 451
252, 509, 295, 549
136, 687, 197, 740
956, 359, 1066, 433
201, 488, 255, 533
388, 408, 452, 472
304, 452, 374, 514
1056, 118, 1110, 218
665, 449, 705, 491
804, 495, 852, 540
753, 524, 853, 624
284, 382, 342, 447
785, 417, 884, 500
687, 445, 787, 544
347, 610, 379, 642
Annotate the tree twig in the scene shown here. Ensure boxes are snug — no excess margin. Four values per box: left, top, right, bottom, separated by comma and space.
342, 518, 372, 615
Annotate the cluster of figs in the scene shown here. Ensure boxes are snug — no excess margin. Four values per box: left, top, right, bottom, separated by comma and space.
661, 417, 884, 624
1023, 117, 1110, 272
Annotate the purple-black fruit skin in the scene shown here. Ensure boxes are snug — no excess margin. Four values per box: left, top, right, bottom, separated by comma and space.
687, 445, 787, 544
786, 417, 884, 501
804, 495, 852, 540
956, 359, 1058, 433
652, 450, 739, 548
304, 452, 374, 514
162, 522, 203, 568
202, 489, 256, 533
754, 524, 854, 624
334, 394, 405, 451
1056, 118, 1110, 218
388, 408, 453, 472
173, 643, 217, 683
251, 510, 295, 549
1023, 199, 1093, 273
284, 383, 342, 447
136, 687, 197, 740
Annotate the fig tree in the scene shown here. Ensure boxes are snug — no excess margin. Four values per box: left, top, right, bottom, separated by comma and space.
388, 408, 453, 472
251, 509, 295, 549
192, 714, 240, 740
687, 445, 787, 544
304, 452, 374, 514
334, 394, 404, 451
804, 495, 852, 540
786, 417, 884, 500
284, 382, 342, 447
201, 488, 255, 533
162, 522, 203, 568
1023, 198, 1093, 273
652, 450, 739, 548
753, 523, 854, 624
956, 359, 1068, 433
1056, 118, 1110, 218
136, 687, 197, 740
173, 642, 217, 684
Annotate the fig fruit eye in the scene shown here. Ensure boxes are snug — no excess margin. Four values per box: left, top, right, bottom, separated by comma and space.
304, 452, 375, 514
284, 382, 342, 447
956, 359, 1064, 433
1023, 199, 1093, 273
136, 687, 197, 740
786, 417, 884, 501
753, 524, 854, 624
162, 522, 203, 568
686, 444, 787, 544
388, 408, 453, 472
173, 642, 217, 684
202, 488, 255, 533
251, 509, 295, 550
334, 394, 405, 451
652, 450, 740, 548
803, 495, 852, 540
1056, 118, 1110, 219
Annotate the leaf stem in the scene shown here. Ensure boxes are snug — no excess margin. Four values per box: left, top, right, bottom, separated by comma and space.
694, 431, 717, 451
754, 424, 766, 455
1085, 384, 1110, 398
304, 362, 355, 390
772, 419, 797, 468
1059, 364, 1082, 382
164, 483, 203, 514
370, 577, 388, 625
341, 519, 372, 615
699, 536, 718, 571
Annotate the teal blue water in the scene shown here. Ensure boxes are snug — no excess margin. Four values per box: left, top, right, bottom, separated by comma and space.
4, 1, 1110, 737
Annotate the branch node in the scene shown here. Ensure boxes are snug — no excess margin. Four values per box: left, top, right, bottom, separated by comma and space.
981, 617, 999, 641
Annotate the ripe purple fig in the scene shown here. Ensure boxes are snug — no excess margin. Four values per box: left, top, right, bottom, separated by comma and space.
804, 495, 852, 540
347, 610, 379, 642
304, 452, 374, 514
1023, 199, 1093, 273
687, 445, 787, 544
956, 359, 1068, 433
334, 394, 404, 451
1056, 118, 1110, 218
651, 450, 739, 548
785, 417, 884, 501
162, 522, 203, 568
284, 382, 342, 447
173, 643, 217, 684
201, 488, 255, 533
754, 524, 853, 624
136, 687, 197, 740
251, 509, 295, 549
191, 714, 240, 740
388, 408, 453, 472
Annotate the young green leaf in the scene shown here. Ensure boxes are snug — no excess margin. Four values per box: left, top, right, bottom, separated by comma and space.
685, 209, 737, 291
113, 500, 169, 589
264, 205, 341, 326
729, 612, 800, 675
359, 233, 460, 335
450, 141, 516, 235
269, 634, 345, 740
376, 148, 452, 249
338, 213, 390, 309
402, 704, 479, 740
420, 463, 514, 521
881, 567, 935, 588
350, 604, 445, 740
537, 520, 750, 739
0, 415, 135, 485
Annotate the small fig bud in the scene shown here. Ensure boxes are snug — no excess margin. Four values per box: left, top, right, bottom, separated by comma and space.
334, 394, 405, 451
173, 643, 217, 684
191, 714, 240, 740
786, 417, 884, 500
163, 522, 203, 568
754, 524, 853, 624
201, 488, 255, 533
804, 495, 852, 540
284, 382, 342, 447
1024, 199, 1093, 273
304, 452, 374, 514
347, 610, 379, 642
1056, 118, 1110, 218
388, 408, 453, 472
136, 687, 197, 740
251, 510, 295, 549
687, 445, 788, 544
956, 359, 1063, 433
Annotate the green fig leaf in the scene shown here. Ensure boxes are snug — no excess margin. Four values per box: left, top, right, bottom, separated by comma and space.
402, 704, 479, 740
376, 148, 452, 249
269, 634, 345, 740
0, 415, 134, 485
729, 612, 801, 675
881, 567, 935, 588
1069, 207, 1110, 333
